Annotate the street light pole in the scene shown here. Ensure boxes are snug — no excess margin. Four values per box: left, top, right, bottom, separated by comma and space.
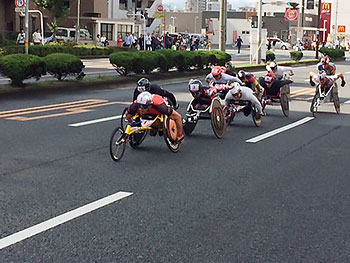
257, 0, 263, 64
195, 16, 199, 34
76, 0, 81, 43
219, 0, 227, 51
316, 0, 321, 59
25, 0, 29, 54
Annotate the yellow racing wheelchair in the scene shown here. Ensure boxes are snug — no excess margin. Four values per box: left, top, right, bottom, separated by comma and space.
109, 113, 182, 162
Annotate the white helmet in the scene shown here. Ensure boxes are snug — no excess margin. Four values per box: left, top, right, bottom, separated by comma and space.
137, 91, 153, 108
231, 82, 241, 95
318, 71, 327, 81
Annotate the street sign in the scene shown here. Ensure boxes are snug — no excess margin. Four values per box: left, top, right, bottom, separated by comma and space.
285, 8, 298, 21
15, 7, 25, 12
15, 0, 25, 8
155, 12, 165, 19
126, 10, 134, 18
157, 4, 164, 12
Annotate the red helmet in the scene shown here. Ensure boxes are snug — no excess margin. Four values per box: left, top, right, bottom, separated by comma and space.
321, 56, 330, 65
220, 66, 227, 73
264, 72, 275, 84
211, 66, 222, 77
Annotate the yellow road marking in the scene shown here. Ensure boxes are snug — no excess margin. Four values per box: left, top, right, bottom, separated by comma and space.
0, 99, 131, 121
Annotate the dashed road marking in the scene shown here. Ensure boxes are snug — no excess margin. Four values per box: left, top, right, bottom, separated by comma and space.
69, 115, 122, 127
0, 191, 133, 250
246, 117, 314, 143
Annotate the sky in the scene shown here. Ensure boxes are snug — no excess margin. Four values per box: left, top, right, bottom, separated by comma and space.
163, 0, 257, 10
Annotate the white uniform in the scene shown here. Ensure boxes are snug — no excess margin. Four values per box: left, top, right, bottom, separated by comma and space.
225, 86, 263, 114
205, 72, 243, 85
268, 66, 294, 79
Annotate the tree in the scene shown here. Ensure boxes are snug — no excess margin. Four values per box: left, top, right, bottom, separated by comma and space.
35, 0, 71, 19
47, 18, 58, 41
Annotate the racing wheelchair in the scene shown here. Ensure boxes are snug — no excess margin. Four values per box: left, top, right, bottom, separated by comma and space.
110, 113, 182, 162
223, 99, 262, 127
310, 83, 340, 117
183, 96, 226, 139
261, 84, 289, 117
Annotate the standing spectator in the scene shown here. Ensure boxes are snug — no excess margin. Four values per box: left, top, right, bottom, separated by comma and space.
32, 29, 42, 45
145, 33, 152, 50
165, 32, 172, 49
151, 33, 156, 51
124, 33, 132, 47
272, 39, 277, 51
236, 36, 243, 54
96, 34, 102, 46
117, 35, 123, 47
16, 29, 25, 45
100, 34, 107, 47
138, 34, 144, 50
131, 34, 137, 48
267, 39, 272, 50
194, 37, 200, 50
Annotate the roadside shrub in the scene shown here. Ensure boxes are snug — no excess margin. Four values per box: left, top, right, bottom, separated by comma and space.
0, 54, 46, 86
290, 51, 303, 61
130, 51, 158, 74
194, 55, 204, 69
195, 51, 211, 68
110, 51, 135, 75
44, 53, 85, 80
155, 49, 177, 70
266, 51, 275, 62
157, 53, 169, 72
319, 47, 345, 59
174, 53, 186, 71
208, 51, 231, 66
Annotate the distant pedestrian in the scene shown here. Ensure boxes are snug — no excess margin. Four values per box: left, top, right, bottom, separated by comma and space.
16, 29, 25, 45
117, 35, 123, 47
272, 39, 277, 51
96, 34, 102, 46
100, 34, 107, 47
145, 33, 152, 50
32, 29, 42, 45
236, 36, 243, 53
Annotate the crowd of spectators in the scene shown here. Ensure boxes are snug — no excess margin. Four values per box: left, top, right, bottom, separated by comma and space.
114, 32, 203, 51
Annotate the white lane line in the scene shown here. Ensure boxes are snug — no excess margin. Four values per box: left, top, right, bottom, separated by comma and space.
246, 117, 314, 144
69, 115, 122, 127
0, 191, 133, 250
345, 100, 350, 104
345, 71, 350, 74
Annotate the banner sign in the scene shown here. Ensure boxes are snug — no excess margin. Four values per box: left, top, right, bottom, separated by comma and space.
320, 2, 332, 42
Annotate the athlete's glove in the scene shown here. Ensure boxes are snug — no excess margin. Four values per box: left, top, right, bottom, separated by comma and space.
341, 80, 346, 87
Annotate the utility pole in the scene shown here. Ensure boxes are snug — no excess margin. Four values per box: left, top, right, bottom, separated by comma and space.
219, 0, 227, 51
316, 0, 321, 59
257, 0, 262, 64
25, 0, 29, 54
76, 0, 81, 43
301, 0, 305, 28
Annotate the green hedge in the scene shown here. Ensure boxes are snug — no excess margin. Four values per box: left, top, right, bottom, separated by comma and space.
109, 50, 231, 75
319, 48, 345, 59
290, 51, 303, 61
1, 44, 132, 57
44, 53, 84, 80
266, 51, 275, 62
0, 54, 46, 86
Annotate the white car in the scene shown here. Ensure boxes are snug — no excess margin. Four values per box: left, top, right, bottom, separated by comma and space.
267, 38, 291, 50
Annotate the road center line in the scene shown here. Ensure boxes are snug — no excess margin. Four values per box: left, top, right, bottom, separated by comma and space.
69, 115, 122, 127
0, 191, 133, 250
246, 117, 314, 143
345, 100, 350, 104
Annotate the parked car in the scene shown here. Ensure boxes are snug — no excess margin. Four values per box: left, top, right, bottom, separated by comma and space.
56, 27, 92, 42
267, 38, 290, 50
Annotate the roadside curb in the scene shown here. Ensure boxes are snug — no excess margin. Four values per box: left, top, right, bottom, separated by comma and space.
0, 60, 319, 97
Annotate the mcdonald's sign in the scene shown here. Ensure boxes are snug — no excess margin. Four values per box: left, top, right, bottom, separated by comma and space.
322, 2, 331, 12
338, 25, 346, 33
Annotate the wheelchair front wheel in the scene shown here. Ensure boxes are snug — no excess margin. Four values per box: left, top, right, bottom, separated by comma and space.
109, 127, 126, 162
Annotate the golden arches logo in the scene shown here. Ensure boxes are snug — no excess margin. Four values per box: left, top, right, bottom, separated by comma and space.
338, 26, 346, 33
322, 3, 331, 10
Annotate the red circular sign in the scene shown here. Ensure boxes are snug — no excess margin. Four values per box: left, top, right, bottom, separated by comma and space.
285, 8, 298, 21
157, 4, 164, 12
15, 0, 25, 8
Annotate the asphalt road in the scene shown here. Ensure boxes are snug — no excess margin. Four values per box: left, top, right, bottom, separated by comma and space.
1, 63, 350, 262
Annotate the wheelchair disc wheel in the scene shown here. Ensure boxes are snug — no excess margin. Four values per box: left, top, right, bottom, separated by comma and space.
109, 127, 126, 162
120, 107, 129, 131
129, 130, 148, 148
280, 93, 289, 117
183, 117, 197, 136
223, 105, 235, 125
252, 106, 262, 127
163, 116, 181, 153
210, 98, 226, 139
333, 84, 340, 114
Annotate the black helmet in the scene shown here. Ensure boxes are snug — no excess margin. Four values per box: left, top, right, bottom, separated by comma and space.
237, 70, 246, 80
137, 78, 151, 92
188, 79, 203, 96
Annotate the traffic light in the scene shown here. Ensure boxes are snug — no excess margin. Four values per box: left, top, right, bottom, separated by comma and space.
287, 2, 299, 9
306, 0, 314, 9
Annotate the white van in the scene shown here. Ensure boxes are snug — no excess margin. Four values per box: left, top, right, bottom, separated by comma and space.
56, 27, 92, 42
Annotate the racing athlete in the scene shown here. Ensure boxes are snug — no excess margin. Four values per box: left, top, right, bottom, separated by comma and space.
205, 66, 243, 85
126, 92, 184, 141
